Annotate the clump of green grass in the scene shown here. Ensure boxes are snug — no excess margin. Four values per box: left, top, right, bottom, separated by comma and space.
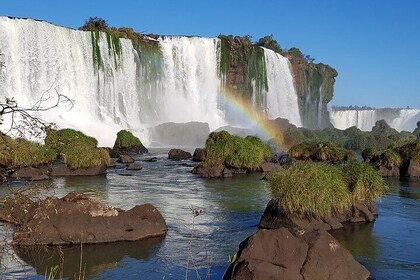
288, 141, 355, 163
268, 161, 387, 218
45, 129, 110, 169
0, 137, 56, 168
397, 140, 420, 163
361, 147, 380, 162
379, 149, 402, 168
268, 162, 351, 218
113, 130, 142, 150
203, 131, 272, 170
341, 161, 388, 204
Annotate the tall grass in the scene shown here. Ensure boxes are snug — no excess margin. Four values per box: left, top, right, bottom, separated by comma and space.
113, 130, 142, 149
268, 161, 387, 218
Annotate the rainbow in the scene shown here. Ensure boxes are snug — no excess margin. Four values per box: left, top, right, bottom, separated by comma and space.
220, 89, 286, 149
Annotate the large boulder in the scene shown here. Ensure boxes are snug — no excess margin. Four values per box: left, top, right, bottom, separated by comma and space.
113, 130, 148, 155
117, 154, 135, 163
150, 122, 210, 147
192, 148, 205, 162
51, 163, 107, 176
407, 159, 420, 177
10, 166, 50, 181
259, 199, 377, 231
0, 192, 167, 245
168, 149, 192, 160
224, 228, 370, 280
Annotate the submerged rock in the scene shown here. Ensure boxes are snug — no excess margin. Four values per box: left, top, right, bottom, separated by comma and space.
0, 192, 167, 245
224, 228, 370, 280
168, 149, 192, 160
126, 163, 143, 170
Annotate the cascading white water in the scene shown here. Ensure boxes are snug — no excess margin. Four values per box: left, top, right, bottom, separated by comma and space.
330, 110, 377, 131
262, 48, 302, 127
0, 17, 304, 146
331, 109, 420, 132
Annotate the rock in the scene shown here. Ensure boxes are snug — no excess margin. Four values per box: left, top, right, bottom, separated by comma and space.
261, 162, 282, 173
222, 167, 233, 178
259, 199, 377, 231
168, 149, 192, 160
105, 147, 120, 158
192, 164, 224, 178
407, 159, 420, 177
11, 166, 50, 181
224, 228, 370, 280
1, 192, 167, 246
142, 157, 158, 162
192, 148, 205, 162
127, 163, 143, 170
379, 165, 400, 177
271, 153, 295, 168
117, 155, 134, 164
113, 130, 148, 155
51, 163, 107, 177
150, 122, 210, 147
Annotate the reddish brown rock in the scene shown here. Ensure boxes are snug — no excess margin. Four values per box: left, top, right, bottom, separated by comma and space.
11, 166, 50, 181
261, 162, 282, 173
192, 164, 224, 178
168, 149, 192, 160
0, 192, 167, 246
379, 165, 400, 177
117, 155, 134, 164
224, 228, 370, 280
51, 163, 107, 176
126, 163, 143, 170
407, 159, 420, 177
192, 148, 205, 162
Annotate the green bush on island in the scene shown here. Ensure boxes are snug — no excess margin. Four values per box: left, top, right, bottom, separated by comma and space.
397, 140, 420, 163
341, 161, 388, 204
45, 128, 110, 169
203, 131, 272, 170
288, 141, 355, 163
268, 162, 352, 218
113, 130, 142, 150
268, 161, 387, 219
0, 137, 56, 168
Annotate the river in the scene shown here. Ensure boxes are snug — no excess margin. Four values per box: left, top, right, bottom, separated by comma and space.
0, 149, 419, 279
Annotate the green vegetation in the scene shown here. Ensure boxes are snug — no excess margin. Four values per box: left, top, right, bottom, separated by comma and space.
0, 137, 56, 168
45, 129, 110, 169
288, 141, 355, 163
203, 131, 272, 170
268, 161, 387, 218
113, 130, 142, 150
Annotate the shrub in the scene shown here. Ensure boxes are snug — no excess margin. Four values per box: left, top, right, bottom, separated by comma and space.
79, 17, 108, 32
340, 161, 388, 204
203, 131, 272, 170
361, 147, 380, 161
288, 141, 355, 163
268, 162, 351, 218
379, 149, 402, 168
0, 137, 56, 168
113, 130, 142, 150
45, 129, 110, 169
268, 161, 388, 218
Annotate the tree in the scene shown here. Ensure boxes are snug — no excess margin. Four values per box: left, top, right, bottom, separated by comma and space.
79, 17, 108, 32
255, 35, 282, 53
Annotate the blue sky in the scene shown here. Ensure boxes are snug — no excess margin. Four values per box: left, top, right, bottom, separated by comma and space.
2, 0, 419, 108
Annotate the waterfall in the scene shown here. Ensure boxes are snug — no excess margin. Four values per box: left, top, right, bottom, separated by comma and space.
0, 17, 305, 146
330, 109, 420, 132
262, 48, 302, 127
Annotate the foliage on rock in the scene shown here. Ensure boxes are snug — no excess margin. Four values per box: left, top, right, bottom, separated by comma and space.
288, 141, 355, 163
268, 161, 387, 219
203, 130, 272, 170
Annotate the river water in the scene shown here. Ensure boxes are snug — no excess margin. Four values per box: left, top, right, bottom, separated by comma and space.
0, 149, 419, 279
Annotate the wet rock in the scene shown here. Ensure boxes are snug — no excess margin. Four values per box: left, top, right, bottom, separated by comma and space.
261, 162, 282, 173
142, 157, 158, 162
192, 148, 205, 162
407, 159, 420, 177
0, 192, 167, 246
378, 165, 400, 177
192, 164, 224, 178
51, 163, 107, 177
113, 130, 148, 155
11, 166, 50, 181
271, 153, 295, 168
224, 228, 370, 280
168, 149, 192, 160
259, 199, 377, 231
222, 167, 233, 178
117, 155, 134, 164
126, 163, 143, 170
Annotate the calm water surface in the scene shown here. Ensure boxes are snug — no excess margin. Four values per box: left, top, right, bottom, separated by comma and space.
0, 149, 419, 279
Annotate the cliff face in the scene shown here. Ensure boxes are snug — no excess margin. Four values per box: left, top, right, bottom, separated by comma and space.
219, 36, 338, 129
286, 52, 337, 129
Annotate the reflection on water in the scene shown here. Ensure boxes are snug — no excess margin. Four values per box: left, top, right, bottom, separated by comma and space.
15, 237, 164, 279
333, 178, 420, 280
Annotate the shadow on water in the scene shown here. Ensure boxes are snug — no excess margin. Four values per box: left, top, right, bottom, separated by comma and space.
14, 237, 164, 279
